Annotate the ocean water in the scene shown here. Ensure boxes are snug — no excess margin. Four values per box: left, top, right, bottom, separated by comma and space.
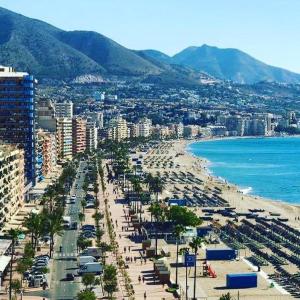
188, 137, 300, 204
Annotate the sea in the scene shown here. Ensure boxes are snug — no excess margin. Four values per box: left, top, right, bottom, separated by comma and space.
188, 137, 300, 204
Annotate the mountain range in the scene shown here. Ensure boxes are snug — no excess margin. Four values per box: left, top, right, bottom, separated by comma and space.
1, 6, 300, 84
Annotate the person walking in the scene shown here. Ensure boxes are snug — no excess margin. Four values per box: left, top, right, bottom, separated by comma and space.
144, 291, 147, 299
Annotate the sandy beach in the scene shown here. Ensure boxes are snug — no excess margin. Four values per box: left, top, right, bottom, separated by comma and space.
140, 139, 300, 299
144, 139, 300, 228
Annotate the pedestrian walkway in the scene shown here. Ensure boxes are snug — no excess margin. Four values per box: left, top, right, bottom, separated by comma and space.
53, 252, 78, 258
102, 161, 174, 300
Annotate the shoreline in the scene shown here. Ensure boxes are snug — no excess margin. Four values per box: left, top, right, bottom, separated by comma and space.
146, 139, 300, 228
185, 136, 300, 208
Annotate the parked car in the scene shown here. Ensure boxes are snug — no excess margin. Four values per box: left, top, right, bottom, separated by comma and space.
86, 203, 95, 209
71, 222, 78, 230
66, 273, 75, 281
81, 225, 95, 231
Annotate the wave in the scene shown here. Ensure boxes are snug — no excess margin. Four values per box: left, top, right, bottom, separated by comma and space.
240, 187, 253, 195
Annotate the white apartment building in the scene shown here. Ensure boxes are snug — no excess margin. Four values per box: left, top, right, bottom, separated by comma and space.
56, 118, 73, 160
108, 117, 128, 141
86, 121, 98, 152
55, 101, 73, 118
0, 144, 25, 226
136, 118, 152, 137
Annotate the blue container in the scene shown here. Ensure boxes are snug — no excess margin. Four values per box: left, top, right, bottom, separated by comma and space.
184, 253, 196, 267
168, 199, 187, 206
226, 273, 257, 289
206, 249, 237, 260
197, 226, 213, 237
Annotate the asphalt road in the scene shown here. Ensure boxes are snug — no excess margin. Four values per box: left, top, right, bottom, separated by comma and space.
30, 160, 87, 300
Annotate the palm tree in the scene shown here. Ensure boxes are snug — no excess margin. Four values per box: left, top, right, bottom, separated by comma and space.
148, 202, 167, 256
43, 210, 64, 257
174, 224, 186, 287
7, 228, 22, 300
43, 185, 57, 212
189, 237, 204, 300
23, 213, 44, 249
148, 176, 165, 202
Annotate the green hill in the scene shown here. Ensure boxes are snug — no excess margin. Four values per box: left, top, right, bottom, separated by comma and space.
1, 7, 299, 84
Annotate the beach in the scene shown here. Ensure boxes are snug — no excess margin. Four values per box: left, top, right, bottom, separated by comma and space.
140, 139, 300, 299
144, 139, 300, 228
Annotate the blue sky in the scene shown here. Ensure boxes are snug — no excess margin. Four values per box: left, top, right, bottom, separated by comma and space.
1, 0, 300, 72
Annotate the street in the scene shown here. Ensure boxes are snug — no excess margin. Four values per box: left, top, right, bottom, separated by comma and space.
28, 160, 86, 299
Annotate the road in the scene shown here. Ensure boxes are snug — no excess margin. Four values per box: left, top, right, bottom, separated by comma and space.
29, 160, 87, 300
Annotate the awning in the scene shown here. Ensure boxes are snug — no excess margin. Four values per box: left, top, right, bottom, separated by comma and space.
0, 255, 11, 273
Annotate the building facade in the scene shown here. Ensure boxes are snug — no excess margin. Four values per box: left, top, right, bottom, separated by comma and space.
0, 66, 36, 186
36, 129, 57, 180
56, 118, 73, 160
72, 117, 87, 155
107, 117, 128, 141
36, 98, 56, 132
54, 101, 73, 118
0, 144, 25, 227
86, 121, 98, 152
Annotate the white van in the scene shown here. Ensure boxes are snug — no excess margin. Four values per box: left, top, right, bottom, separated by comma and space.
78, 262, 103, 275
78, 256, 96, 267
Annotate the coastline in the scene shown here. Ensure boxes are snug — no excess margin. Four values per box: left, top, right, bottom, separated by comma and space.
145, 138, 300, 228
186, 136, 300, 205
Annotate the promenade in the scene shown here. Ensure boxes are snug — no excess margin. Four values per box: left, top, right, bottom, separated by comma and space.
101, 160, 174, 300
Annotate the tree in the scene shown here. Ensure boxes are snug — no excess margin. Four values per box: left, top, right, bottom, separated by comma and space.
43, 209, 64, 257
7, 228, 22, 300
23, 213, 44, 249
81, 199, 87, 213
77, 290, 96, 300
147, 176, 165, 202
16, 258, 33, 288
189, 237, 204, 300
220, 293, 233, 300
167, 206, 202, 227
43, 185, 57, 212
77, 237, 92, 251
10, 279, 21, 299
78, 212, 85, 225
23, 242, 35, 259
99, 242, 112, 265
103, 265, 118, 299
148, 202, 165, 256
174, 225, 186, 287
82, 273, 95, 290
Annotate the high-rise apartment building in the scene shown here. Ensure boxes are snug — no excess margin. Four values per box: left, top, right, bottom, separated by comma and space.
72, 117, 86, 155
86, 121, 98, 152
37, 98, 56, 132
0, 66, 36, 186
137, 118, 152, 137
55, 101, 73, 118
108, 117, 128, 141
0, 144, 25, 226
56, 118, 73, 160
36, 129, 57, 180
87, 112, 104, 129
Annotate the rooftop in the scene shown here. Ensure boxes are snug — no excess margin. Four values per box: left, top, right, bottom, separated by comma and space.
0, 65, 28, 78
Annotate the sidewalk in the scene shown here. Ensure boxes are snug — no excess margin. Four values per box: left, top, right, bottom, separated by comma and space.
102, 161, 174, 300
